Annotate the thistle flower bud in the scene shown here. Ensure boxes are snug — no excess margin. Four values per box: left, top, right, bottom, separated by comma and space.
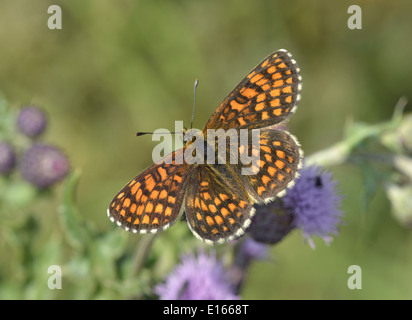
20, 144, 69, 188
0, 142, 16, 175
17, 106, 47, 137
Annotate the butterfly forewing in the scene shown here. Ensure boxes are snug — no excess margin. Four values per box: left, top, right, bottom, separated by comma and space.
204, 49, 302, 132
108, 149, 191, 234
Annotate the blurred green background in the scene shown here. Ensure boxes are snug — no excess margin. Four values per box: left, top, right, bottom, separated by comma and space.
1, 0, 412, 299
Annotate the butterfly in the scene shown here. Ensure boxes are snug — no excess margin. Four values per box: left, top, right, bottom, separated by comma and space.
107, 49, 303, 245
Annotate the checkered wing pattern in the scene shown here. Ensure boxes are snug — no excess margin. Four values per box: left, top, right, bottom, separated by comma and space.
108, 49, 303, 245
204, 49, 302, 132
236, 129, 302, 204
185, 165, 254, 244
108, 149, 191, 234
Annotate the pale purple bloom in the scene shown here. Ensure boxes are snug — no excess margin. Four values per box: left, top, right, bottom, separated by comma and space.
154, 251, 239, 300
20, 144, 69, 188
283, 164, 343, 248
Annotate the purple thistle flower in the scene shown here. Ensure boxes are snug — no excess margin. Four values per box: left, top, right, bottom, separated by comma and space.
20, 144, 69, 188
250, 164, 343, 248
283, 164, 343, 248
17, 106, 47, 137
154, 251, 239, 300
0, 142, 16, 175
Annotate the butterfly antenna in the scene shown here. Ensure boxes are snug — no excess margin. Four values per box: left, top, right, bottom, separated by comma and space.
190, 79, 199, 130
137, 80, 198, 137
136, 131, 177, 136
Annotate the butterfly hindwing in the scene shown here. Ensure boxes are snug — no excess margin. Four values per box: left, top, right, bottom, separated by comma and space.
235, 128, 303, 204
184, 165, 254, 244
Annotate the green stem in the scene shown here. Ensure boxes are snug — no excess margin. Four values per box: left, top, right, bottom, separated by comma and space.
305, 98, 406, 167
351, 153, 412, 181
131, 233, 157, 276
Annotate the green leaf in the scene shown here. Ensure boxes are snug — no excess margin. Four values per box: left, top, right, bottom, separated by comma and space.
25, 239, 62, 299
359, 161, 381, 211
58, 169, 89, 248
2, 180, 37, 209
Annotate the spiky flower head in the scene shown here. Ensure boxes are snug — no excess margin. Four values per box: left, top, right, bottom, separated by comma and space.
154, 251, 239, 300
0, 142, 16, 175
17, 106, 47, 137
20, 144, 69, 188
283, 165, 343, 247
251, 164, 343, 248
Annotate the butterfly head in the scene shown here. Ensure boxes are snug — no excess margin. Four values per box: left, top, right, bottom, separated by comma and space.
183, 128, 204, 146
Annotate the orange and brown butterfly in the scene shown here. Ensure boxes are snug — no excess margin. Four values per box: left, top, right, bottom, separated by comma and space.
107, 49, 303, 245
